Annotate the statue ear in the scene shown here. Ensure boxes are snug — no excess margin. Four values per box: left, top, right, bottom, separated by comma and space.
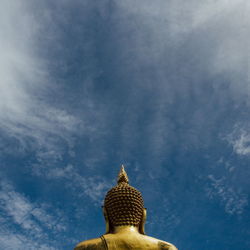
102, 206, 110, 234
139, 208, 147, 235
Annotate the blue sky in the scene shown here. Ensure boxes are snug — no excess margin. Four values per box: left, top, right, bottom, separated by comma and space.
0, 0, 249, 249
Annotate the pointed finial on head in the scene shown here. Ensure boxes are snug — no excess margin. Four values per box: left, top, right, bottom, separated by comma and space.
117, 165, 129, 184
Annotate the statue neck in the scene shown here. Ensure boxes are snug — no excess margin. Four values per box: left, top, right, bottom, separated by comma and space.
112, 225, 139, 234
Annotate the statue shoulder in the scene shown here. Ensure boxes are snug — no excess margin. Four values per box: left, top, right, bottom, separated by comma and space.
74, 237, 106, 250
157, 240, 178, 250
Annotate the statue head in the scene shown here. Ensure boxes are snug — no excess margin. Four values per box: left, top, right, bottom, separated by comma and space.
103, 165, 146, 234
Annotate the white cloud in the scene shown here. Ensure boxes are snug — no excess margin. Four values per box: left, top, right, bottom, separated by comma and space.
91, 0, 250, 164
231, 132, 250, 156
115, 0, 249, 97
0, 231, 55, 250
119, 0, 245, 30
0, 0, 81, 158
116, 0, 247, 44
0, 0, 44, 116
0, 178, 67, 248
226, 124, 250, 156
206, 175, 248, 215
42, 165, 111, 204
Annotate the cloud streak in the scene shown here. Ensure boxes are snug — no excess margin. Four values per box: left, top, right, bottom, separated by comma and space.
206, 174, 248, 215
81, 0, 250, 168
0, 178, 67, 249
226, 123, 250, 156
0, 0, 81, 160
39, 164, 111, 204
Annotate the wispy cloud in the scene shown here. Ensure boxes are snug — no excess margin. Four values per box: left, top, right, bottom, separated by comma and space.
0, 230, 55, 250
89, 0, 250, 166
0, 0, 81, 159
226, 124, 250, 156
146, 198, 180, 234
206, 174, 248, 215
0, 178, 67, 249
37, 164, 111, 204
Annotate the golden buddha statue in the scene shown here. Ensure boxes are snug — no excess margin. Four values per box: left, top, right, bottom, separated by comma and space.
75, 166, 178, 250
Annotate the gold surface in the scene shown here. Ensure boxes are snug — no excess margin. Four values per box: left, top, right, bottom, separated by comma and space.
104, 167, 144, 228
117, 165, 129, 184
74, 166, 178, 250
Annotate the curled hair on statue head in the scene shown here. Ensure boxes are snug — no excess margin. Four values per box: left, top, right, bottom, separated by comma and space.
103, 166, 144, 229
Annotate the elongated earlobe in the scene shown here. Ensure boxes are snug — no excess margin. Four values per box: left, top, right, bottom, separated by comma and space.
139, 208, 147, 234
102, 206, 110, 234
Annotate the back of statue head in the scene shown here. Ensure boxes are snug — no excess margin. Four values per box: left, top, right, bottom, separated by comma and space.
75, 165, 178, 250
103, 165, 145, 233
